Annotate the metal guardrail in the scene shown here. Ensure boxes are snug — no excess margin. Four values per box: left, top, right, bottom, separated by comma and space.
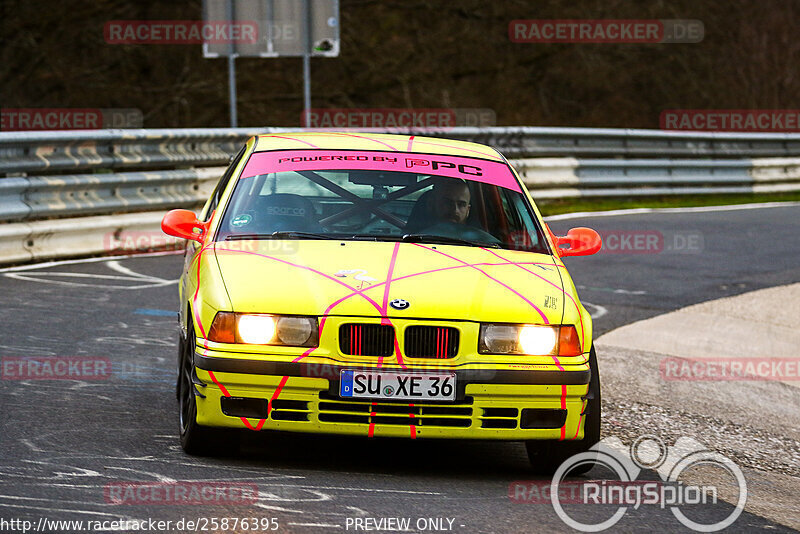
4, 126, 800, 176
514, 157, 800, 197
0, 168, 222, 223
1, 126, 800, 265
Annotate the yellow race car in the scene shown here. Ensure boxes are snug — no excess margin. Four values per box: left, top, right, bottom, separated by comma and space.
162, 132, 602, 473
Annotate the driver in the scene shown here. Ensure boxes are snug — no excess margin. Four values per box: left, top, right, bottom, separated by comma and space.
430, 180, 471, 224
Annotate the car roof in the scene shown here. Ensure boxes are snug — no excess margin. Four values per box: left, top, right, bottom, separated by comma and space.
252, 132, 504, 161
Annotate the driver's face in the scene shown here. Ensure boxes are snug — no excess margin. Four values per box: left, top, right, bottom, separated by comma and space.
433, 184, 471, 224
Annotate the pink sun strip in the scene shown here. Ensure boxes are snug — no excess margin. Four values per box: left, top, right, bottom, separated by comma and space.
239, 149, 522, 192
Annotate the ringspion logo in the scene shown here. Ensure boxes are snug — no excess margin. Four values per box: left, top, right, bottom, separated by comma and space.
515, 436, 747, 532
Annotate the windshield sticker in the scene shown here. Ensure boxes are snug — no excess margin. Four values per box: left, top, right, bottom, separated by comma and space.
231, 213, 252, 227
240, 150, 522, 192
266, 206, 305, 217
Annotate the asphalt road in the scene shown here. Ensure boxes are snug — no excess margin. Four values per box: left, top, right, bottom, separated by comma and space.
0, 203, 798, 533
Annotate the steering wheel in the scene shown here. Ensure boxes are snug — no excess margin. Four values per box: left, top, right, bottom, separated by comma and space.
416, 222, 502, 245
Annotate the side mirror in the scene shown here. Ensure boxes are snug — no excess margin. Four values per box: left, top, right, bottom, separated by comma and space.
546, 225, 602, 257
161, 209, 209, 243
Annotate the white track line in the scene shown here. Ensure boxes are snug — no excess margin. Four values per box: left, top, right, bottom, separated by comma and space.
106, 260, 170, 282
584, 302, 608, 319
0, 250, 181, 273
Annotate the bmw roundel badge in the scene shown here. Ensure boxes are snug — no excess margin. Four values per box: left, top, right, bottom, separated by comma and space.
389, 298, 410, 310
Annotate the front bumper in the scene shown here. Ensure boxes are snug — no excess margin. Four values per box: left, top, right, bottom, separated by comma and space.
192, 349, 592, 440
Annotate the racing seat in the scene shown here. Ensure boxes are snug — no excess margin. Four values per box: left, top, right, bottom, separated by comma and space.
250, 193, 324, 233
404, 190, 437, 233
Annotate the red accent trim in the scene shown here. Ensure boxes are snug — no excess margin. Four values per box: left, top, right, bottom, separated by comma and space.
559, 384, 568, 440
409, 403, 417, 439
368, 402, 377, 438
393, 332, 407, 369
572, 399, 588, 440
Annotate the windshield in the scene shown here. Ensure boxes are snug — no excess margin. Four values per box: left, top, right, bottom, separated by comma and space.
216, 150, 548, 253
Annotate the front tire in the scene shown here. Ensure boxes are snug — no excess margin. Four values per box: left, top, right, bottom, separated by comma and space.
525, 344, 601, 475
178, 321, 239, 456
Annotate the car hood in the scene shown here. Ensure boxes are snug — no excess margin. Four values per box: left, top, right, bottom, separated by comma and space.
213, 240, 566, 324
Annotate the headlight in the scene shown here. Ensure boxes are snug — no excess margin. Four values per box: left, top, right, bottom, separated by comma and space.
479, 324, 582, 356
237, 315, 276, 344
208, 312, 318, 347
276, 316, 314, 345
518, 325, 558, 355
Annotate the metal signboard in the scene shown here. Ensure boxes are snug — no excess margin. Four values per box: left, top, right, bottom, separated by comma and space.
203, 0, 339, 58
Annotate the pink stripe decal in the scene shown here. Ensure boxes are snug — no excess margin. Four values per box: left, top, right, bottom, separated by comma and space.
572, 399, 588, 440
328, 132, 399, 151
240, 150, 522, 192
205, 243, 568, 439
481, 247, 586, 353
411, 244, 549, 324
381, 243, 401, 314
215, 246, 384, 313
408, 138, 501, 158
264, 135, 319, 148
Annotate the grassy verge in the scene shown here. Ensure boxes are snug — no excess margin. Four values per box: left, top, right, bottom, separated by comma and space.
536, 191, 800, 217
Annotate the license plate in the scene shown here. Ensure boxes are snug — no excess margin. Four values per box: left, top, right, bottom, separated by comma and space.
339, 370, 456, 401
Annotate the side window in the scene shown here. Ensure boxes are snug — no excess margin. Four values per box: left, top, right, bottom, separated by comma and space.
202, 146, 246, 222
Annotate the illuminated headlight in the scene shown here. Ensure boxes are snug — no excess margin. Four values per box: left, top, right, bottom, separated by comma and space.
479, 324, 581, 356
237, 315, 276, 344
208, 312, 318, 347
518, 325, 558, 355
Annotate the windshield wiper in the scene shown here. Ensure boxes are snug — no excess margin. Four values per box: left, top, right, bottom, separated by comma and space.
400, 233, 500, 248
225, 231, 335, 241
